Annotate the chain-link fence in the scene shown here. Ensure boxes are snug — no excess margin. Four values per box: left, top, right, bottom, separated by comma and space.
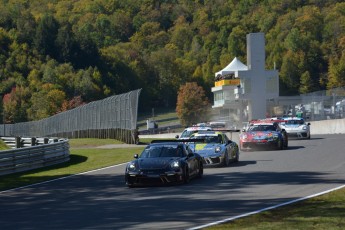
300, 87, 345, 121
268, 87, 345, 121
0, 89, 141, 143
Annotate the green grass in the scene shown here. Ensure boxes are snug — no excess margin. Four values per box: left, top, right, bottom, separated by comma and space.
137, 107, 180, 129
206, 188, 345, 229
0, 139, 145, 191
68, 138, 123, 148
0, 139, 10, 150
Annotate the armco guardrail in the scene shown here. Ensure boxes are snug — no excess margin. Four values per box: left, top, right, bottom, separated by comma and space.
1, 136, 55, 149
0, 138, 70, 176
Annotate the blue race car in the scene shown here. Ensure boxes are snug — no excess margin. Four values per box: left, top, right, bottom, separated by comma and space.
188, 131, 239, 167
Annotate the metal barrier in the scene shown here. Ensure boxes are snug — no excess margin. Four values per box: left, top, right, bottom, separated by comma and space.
0, 138, 70, 176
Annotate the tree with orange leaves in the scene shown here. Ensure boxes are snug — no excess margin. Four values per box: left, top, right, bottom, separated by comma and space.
176, 82, 210, 127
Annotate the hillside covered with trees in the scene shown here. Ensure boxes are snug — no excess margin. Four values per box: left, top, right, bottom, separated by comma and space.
0, 0, 344, 123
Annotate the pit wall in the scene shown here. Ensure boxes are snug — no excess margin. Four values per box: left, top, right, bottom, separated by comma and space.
310, 118, 345, 135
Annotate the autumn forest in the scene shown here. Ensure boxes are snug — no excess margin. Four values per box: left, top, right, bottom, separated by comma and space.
0, 0, 345, 124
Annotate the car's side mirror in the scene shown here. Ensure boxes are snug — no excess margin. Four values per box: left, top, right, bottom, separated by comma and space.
242, 128, 246, 132
175, 135, 179, 139
134, 154, 139, 159
307, 123, 311, 126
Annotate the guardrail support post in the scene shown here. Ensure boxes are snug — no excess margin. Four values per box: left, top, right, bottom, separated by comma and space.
15, 136, 21, 148
31, 137, 36, 146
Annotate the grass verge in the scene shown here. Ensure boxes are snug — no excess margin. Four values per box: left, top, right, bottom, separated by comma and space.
68, 138, 123, 148
207, 187, 345, 229
0, 139, 145, 191
0, 139, 10, 150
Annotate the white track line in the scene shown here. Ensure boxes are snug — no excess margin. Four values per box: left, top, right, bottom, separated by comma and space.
187, 184, 345, 230
0, 163, 127, 194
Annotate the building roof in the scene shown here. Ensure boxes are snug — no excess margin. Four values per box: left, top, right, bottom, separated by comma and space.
215, 57, 248, 77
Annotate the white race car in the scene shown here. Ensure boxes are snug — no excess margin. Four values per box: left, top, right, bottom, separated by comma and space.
280, 117, 310, 139
175, 125, 212, 140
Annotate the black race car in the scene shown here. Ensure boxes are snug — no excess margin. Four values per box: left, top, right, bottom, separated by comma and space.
125, 141, 203, 187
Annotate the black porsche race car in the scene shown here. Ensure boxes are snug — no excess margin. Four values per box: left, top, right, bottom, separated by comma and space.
125, 141, 203, 187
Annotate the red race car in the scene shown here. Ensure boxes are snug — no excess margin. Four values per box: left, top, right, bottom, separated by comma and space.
239, 119, 288, 151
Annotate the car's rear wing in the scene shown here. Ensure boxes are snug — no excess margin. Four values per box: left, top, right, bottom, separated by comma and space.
151, 139, 205, 144
212, 128, 241, 132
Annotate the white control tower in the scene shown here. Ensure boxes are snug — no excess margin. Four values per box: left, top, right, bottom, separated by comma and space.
212, 32, 279, 124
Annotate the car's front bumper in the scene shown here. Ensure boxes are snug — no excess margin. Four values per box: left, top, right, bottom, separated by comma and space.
200, 154, 224, 166
125, 170, 184, 186
286, 131, 309, 139
240, 139, 279, 150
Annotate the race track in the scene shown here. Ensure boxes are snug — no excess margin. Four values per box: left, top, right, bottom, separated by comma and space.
1, 134, 345, 230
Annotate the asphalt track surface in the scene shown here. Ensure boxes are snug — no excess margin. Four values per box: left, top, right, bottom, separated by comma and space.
1, 134, 345, 230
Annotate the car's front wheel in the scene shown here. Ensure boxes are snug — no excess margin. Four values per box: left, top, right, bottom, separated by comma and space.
183, 166, 190, 184
126, 182, 134, 188
276, 138, 283, 150
197, 162, 203, 178
223, 150, 230, 167
234, 149, 239, 162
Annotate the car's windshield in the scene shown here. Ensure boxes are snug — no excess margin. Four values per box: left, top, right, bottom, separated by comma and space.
191, 135, 222, 143
180, 130, 195, 138
140, 145, 183, 158
248, 125, 275, 131
286, 120, 304, 125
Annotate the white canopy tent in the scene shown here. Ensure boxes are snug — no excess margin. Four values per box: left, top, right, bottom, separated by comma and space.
215, 57, 248, 77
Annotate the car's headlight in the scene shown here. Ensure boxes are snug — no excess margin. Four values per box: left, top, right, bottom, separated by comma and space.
127, 162, 136, 171
170, 160, 180, 169
241, 134, 247, 139
302, 126, 307, 130
215, 146, 221, 153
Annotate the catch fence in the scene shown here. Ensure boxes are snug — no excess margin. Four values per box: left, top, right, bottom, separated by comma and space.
269, 87, 345, 121
299, 87, 345, 120
212, 87, 345, 129
0, 89, 141, 143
